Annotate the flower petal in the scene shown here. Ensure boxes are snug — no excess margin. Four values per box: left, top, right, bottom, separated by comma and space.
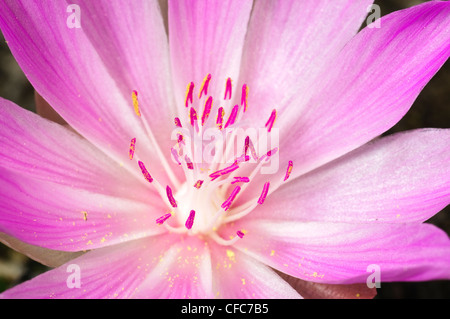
239, 0, 374, 126
210, 244, 301, 299
277, 1, 450, 179
0, 98, 150, 201
0, 168, 166, 251
227, 220, 450, 284
168, 0, 253, 117
0, 0, 179, 186
0, 235, 176, 299
248, 129, 450, 223
132, 234, 213, 298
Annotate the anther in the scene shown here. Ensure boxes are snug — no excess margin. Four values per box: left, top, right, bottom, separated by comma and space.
190, 107, 198, 127
171, 147, 182, 166
156, 212, 172, 225
194, 180, 204, 189
185, 210, 196, 230
258, 182, 270, 205
284, 161, 293, 181
174, 117, 182, 128
166, 185, 177, 208
138, 161, 153, 183
129, 138, 136, 160
224, 104, 239, 128
265, 109, 277, 133
185, 155, 194, 170
216, 107, 225, 130
236, 230, 245, 238
201, 96, 213, 126
199, 74, 212, 99
231, 177, 250, 184
132, 90, 141, 117
224, 77, 232, 100
185, 82, 194, 108
210, 163, 239, 181
241, 84, 249, 112
221, 185, 241, 211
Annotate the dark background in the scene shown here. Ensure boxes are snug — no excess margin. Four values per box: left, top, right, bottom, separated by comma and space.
0, 0, 449, 298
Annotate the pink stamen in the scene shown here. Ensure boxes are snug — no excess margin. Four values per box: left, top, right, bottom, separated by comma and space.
156, 213, 172, 225
265, 109, 277, 133
221, 185, 241, 211
194, 180, 204, 189
174, 117, 182, 128
185, 155, 194, 170
201, 96, 213, 126
231, 177, 250, 184
209, 163, 239, 181
199, 74, 212, 99
166, 185, 177, 208
236, 230, 245, 238
185, 210, 196, 230
185, 82, 194, 108
258, 182, 270, 205
190, 107, 198, 127
260, 147, 279, 162
129, 138, 136, 160
246, 137, 258, 161
284, 161, 293, 181
216, 107, 225, 130
138, 161, 153, 183
241, 84, 249, 112
224, 104, 239, 128
233, 154, 250, 164
224, 77, 232, 100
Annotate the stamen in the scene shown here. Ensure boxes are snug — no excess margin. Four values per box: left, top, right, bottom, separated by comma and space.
185, 82, 194, 108
166, 185, 177, 208
210, 163, 239, 181
259, 147, 279, 162
241, 84, 249, 112
224, 77, 232, 100
224, 104, 239, 128
194, 180, 204, 189
216, 107, 225, 130
265, 109, 277, 133
132, 90, 141, 117
190, 107, 198, 127
156, 212, 172, 225
138, 161, 153, 183
198, 74, 212, 99
246, 136, 258, 161
129, 138, 136, 160
231, 177, 250, 184
201, 96, 213, 126
258, 182, 270, 205
236, 230, 245, 238
210, 231, 242, 246
221, 185, 241, 211
284, 161, 293, 181
174, 117, 182, 128
185, 210, 196, 230
185, 155, 194, 170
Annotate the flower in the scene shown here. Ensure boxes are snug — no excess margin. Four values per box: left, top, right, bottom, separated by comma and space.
0, 0, 449, 299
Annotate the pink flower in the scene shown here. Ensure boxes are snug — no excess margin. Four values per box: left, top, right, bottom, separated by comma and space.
0, 0, 449, 299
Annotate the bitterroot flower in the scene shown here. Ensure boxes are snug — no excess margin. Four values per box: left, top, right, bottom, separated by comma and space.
0, 0, 449, 299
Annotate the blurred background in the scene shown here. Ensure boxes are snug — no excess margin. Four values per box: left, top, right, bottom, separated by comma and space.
0, 0, 449, 298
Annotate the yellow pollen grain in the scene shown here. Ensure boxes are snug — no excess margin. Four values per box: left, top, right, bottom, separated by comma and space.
82, 211, 88, 221
241, 278, 246, 285
226, 249, 236, 263
270, 250, 275, 257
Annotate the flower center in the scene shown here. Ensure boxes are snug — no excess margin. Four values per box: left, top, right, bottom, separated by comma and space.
129, 75, 293, 246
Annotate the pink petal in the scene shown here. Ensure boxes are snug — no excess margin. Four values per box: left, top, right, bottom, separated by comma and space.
132, 234, 213, 298
226, 221, 450, 284
277, 1, 450, 180
0, 98, 150, 201
240, 0, 373, 126
0, 235, 177, 299
168, 0, 253, 118
249, 129, 450, 223
0, 0, 180, 186
0, 168, 166, 251
209, 243, 301, 299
